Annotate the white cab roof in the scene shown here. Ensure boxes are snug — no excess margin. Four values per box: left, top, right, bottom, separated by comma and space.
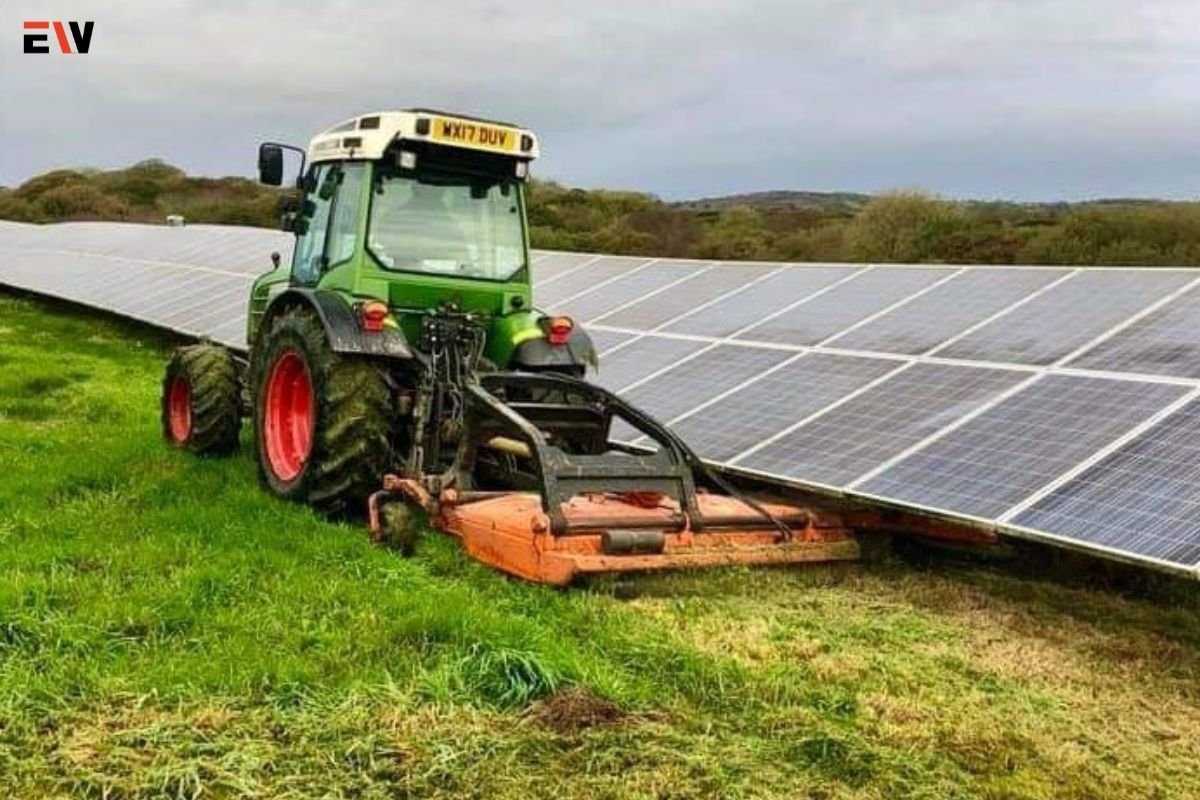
306, 109, 540, 164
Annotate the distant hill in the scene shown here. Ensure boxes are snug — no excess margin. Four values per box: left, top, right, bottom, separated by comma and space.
675, 190, 872, 214
677, 189, 1192, 215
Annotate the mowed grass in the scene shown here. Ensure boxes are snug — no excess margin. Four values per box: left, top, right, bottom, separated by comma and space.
1, 291, 1199, 799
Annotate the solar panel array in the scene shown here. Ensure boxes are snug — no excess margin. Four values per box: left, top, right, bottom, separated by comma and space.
0, 221, 291, 349
3, 221, 1200, 578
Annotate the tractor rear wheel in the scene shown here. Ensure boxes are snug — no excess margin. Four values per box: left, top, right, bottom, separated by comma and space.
252, 306, 393, 515
161, 343, 241, 456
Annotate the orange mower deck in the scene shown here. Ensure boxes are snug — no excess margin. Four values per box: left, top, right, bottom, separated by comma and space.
373, 478, 860, 585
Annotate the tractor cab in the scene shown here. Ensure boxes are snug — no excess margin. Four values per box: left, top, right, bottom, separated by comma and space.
250, 110, 573, 371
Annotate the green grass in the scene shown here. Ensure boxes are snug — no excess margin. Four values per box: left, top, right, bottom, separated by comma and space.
1, 291, 1199, 799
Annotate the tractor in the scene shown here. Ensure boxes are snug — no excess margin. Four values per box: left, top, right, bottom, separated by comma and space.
160, 109, 859, 584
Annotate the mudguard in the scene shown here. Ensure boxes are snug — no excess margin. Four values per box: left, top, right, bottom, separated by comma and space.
259, 288, 414, 359
510, 326, 595, 375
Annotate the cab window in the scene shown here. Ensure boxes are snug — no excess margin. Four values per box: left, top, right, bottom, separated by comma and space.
367, 170, 525, 282
292, 164, 334, 285
291, 162, 366, 285
326, 163, 366, 266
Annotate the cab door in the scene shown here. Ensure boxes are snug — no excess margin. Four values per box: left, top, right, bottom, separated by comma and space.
291, 164, 335, 287
291, 162, 367, 287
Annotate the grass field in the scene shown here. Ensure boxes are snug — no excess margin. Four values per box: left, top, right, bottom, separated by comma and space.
2, 292, 1200, 799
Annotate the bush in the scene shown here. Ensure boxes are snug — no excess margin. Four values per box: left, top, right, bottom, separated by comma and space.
845, 191, 967, 263
13, 169, 93, 204
1018, 205, 1200, 266
0, 190, 35, 222
35, 184, 129, 221
694, 207, 772, 260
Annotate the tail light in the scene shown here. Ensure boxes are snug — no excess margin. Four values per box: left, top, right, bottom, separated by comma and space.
361, 301, 390, 333
547, 316, 574, 346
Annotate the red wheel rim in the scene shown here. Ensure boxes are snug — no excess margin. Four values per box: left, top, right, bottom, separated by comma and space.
264, 350, 314, 481
167, 375, 192, 443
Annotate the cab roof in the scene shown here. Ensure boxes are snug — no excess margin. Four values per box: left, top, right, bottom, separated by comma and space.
306, 109, 540, 164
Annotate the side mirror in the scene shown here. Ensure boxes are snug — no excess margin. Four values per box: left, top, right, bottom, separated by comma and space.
258, 144, 284, 186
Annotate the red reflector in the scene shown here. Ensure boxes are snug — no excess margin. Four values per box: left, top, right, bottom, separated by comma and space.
547, 316, 573, 346
362, 301, 389, 333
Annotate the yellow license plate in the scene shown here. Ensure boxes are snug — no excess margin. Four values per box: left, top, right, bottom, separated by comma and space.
430, 117, 518, 153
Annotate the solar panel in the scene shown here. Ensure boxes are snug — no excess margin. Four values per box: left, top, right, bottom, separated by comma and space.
89, 264, 167, 308
589, 334, 709, 393
1, 223, 288, 280
670, 353, 899, 461
735, 267, 950, 346
1012, 395, 1200, 567
0, 227, 269, 345
7, 222, 1200, 576
2, 250, 110, 302
825, 268, 1068, 355
161, 277, 252, 330
856, 375, 1189, 519
596, 261, 775, 329
535, 256, 651, 308
557, 261, 708, 322
665, 265, 858, 337
121, 269, 213, 316
936, 269, 1195, 366
531, 251, 597, 284
588, 328, 637, 355
734, 363, 1028, 487
620, 344, 794, 430
1066, 282, 1200, 378
207, 316, 249, 349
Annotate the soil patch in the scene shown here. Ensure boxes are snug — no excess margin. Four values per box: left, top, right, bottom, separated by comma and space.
527, 687, 628, 735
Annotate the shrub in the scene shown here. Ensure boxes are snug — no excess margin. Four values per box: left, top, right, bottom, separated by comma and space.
694, 207, 772, 260
845, 191, 967, 263
35, 184, 129, 221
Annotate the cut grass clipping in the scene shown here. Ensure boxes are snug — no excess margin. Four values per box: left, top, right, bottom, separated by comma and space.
1, 291, 1199, 799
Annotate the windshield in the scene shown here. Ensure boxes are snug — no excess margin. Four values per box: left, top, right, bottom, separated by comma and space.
367, 172, 526, 281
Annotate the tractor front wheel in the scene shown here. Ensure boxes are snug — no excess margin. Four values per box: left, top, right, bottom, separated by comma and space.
251, 306, 393, 515
161, 344, 242, 456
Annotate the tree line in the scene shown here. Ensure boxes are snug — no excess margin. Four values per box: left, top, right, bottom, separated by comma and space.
3, 159, 1199, 266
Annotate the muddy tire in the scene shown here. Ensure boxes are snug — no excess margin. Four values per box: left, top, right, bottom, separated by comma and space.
161, 343, 241, 456
251, 306, 393, 515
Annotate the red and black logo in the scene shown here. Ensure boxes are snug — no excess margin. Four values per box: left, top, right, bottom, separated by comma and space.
23, 21, 94, 54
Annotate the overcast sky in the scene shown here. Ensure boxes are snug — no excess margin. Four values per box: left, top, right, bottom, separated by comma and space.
2, 1, 1197, 200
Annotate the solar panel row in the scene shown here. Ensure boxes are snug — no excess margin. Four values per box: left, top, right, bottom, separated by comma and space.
3, 222, 1200, 576
0, 222, 289, 349
549, 251, 1200, 573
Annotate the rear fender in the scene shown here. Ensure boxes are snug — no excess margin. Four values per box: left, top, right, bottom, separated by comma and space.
510, 325, 595, 376
256, 288, 413, 359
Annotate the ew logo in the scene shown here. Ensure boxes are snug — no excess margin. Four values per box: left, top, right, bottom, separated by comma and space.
24, 21, 94, 54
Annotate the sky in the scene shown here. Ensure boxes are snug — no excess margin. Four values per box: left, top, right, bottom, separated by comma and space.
1, 0, 1197, 201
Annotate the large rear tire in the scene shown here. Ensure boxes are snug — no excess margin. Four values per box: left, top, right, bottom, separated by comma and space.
251, 306, 393, 515
161, 344, 241, 456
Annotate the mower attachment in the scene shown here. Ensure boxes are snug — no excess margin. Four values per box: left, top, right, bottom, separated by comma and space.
370, 371, 859, 585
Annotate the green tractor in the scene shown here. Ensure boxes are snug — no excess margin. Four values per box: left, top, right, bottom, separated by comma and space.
160, 109, 857, 584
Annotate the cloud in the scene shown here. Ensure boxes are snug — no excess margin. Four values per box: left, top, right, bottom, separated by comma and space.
1, 0, 1196, 199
